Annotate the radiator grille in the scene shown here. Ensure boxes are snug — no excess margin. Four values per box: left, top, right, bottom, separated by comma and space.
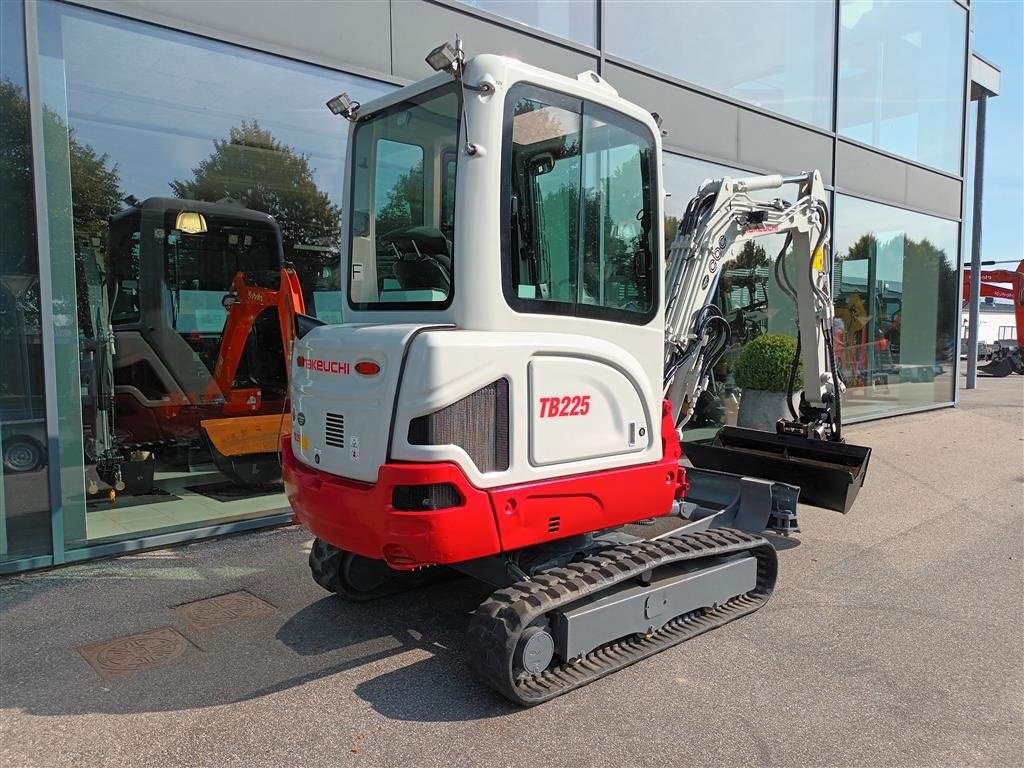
408, 379, 510, 473
324, 412, 345, 448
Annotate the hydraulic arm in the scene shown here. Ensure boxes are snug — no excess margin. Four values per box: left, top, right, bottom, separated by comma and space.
663, 171, 843, 440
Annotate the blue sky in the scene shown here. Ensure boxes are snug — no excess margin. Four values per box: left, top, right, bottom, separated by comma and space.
969, 0, 1024, 269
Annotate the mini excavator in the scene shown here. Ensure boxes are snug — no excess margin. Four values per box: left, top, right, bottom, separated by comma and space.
283, 43, 871, 705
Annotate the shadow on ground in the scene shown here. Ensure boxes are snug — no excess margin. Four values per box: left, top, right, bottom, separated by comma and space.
1, 563, 517, 722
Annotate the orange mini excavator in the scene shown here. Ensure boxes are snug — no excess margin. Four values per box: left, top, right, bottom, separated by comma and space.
201, 264, 306, 485
100, 198, 308, 490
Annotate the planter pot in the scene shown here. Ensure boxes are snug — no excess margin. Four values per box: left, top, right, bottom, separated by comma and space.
737, 389, 799, 431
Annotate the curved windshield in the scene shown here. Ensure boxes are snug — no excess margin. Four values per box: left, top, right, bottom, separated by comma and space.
347, 83, 461, 310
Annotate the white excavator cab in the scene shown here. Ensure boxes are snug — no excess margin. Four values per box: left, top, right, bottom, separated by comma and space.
291, 55, 669, 491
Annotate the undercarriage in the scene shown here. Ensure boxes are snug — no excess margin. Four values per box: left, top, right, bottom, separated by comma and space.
308, 505, 778, 705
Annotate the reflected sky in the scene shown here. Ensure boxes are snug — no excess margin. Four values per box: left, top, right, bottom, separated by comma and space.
605, 0, 835, 128
838, 0, 967, 173
40, 4, 392, 208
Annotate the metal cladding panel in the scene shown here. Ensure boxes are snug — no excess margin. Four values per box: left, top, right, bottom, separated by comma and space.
737, 111, 833, 186
390, 1, 598, 82
836, 141, 906, 202
836, 140, 962, 220
74, 0, 392, 76
602, 63, 739, 164
905, 165, 963, 220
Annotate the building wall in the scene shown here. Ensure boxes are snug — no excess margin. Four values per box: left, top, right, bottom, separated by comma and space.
0, 0, 972, 571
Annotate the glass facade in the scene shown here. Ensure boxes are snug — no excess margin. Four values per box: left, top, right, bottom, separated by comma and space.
29, 1, 390, 554
838, 0, 968, 172
665, 157, 960, 432
832, 195, 960, 418
1, 0, 52, 563
456, 0, 598, 48
0, 0, 971, 571
605, 1, 835, 128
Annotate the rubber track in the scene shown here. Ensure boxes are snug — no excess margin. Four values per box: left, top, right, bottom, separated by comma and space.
465, 527, 777, 706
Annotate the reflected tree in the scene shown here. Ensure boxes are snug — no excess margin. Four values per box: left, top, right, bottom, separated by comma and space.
1, 78, 123, 338
170, 121, 341, 293
376, 160, 424, 235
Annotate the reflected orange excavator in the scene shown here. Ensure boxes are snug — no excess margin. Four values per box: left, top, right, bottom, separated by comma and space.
963, 259, 1024, 377
200, 264, 306, 485
95, 197, 311, 492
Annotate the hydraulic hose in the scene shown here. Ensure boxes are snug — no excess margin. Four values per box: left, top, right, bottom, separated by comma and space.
786, 332, 801, 420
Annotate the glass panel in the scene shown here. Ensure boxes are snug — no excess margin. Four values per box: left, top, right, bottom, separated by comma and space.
504, 85, 657, 323
348, 84, 461, 309
0, 0, 52, 562
456, 0, 597, 48
833, 195, 959, 418
34, 2, 391, 550
374, 140, 425, 233
838, 0, 967, 173
605, 1, 835, 128
664, 153, 801, 440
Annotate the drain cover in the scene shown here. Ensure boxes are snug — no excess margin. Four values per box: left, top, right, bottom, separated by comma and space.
172, 590, 275, 631
77, 627, 190, 679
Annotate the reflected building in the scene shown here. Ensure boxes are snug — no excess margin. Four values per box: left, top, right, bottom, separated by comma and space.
0, 0, 989, 571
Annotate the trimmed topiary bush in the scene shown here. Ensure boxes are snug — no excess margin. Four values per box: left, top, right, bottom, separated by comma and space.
732, 333, 801, 392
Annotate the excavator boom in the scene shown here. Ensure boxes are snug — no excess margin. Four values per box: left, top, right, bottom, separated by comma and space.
662, 171, 870, 512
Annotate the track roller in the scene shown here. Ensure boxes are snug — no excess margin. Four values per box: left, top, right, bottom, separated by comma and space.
466, 528, 777, 706
309, 538, 436, 602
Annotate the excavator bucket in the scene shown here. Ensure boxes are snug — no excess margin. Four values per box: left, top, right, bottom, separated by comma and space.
684, 426, 871, 514
201, 413, 288, 487
978, 356, 1015, 377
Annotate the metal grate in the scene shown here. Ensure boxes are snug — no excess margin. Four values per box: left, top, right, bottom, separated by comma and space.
77, 627, 191, 679
408, 379, 510, 472
325, 412, 345, 447
392, 483, 464, 511
172, 590, 275, 631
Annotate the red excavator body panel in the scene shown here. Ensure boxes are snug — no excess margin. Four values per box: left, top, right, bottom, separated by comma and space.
283, 401, 688, 568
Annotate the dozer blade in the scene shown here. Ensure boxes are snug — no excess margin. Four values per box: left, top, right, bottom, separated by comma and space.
682, 466, 801, 534
684, 426, 871, 514
201, 413, 288, 487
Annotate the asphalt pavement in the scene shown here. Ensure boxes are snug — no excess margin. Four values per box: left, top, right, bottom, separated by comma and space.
1, 376, 1022, 768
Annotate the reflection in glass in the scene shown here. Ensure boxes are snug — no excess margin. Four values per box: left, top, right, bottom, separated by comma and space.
35, 2, 391, 549
838, 0, 967, 172
1, 0, 52, 562
457, 0, 597, 48
832, 195, 959, 418
605, 0, 835, 128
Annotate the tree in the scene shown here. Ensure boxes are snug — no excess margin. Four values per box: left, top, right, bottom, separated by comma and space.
170, 121, 341, 290
0, 79, 36, 277
842, 233, 879, 265
1, 78, 123, 339
375, 159, 424, 235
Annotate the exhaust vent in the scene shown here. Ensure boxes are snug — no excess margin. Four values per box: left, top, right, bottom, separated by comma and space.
408, 379, 510, 472
547, 516, 561, 534
324, 412, 345, 448
392, 483, 463, 511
